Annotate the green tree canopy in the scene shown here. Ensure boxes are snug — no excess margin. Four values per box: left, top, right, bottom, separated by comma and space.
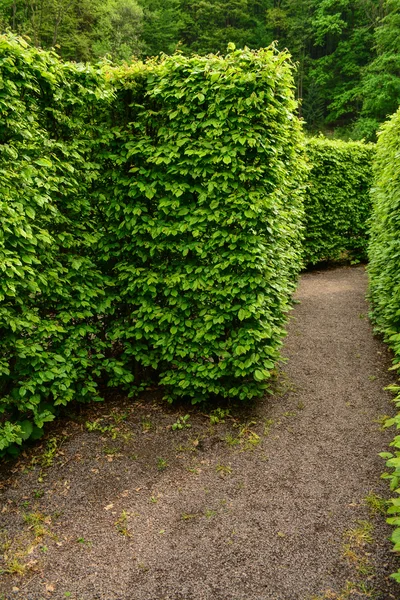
0, 0, 399, 139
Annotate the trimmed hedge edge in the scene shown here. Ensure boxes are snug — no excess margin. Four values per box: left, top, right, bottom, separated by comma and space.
368, 105, 400, 583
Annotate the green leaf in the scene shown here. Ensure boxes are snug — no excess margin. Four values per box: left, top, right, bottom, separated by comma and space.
34, 158, 52, 168
254, 370, 265, 382
19, 420, 33, 441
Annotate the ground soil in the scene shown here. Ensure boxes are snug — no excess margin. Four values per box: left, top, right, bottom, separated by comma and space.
1, 265, 400, 600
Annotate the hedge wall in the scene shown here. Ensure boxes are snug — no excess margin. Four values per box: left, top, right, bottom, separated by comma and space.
98, 47, 306, 404
0, 35, 113, 452
368, 109, 400, 349
0, 37, 306, 452
302, 138, 375, 266
368, 106, 400, 583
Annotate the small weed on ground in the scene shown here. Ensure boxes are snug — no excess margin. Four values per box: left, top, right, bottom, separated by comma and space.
103, 446, 120, 456
23, 512, 53, 539
374, 414, 391, 430
181, 513, 199, 521
141, 417, 152, 433
237, 421, 261, 450
263, 419, 274, 435
342, 543, 374, 577
76, 537, 92, 547
243, 431, 261, 449
1, 555, 27, 576
115, 511, 131, 537
209, 408, 230, 425
110, 410, 128, 424
40, 437, 62, 469
225, 420, 262, 450
157, 457, 168, 471
0, 508, 56, 576
334, 519, 377, 597
344, 520, 374, 546
216, 464, 232, 476
175, 443, 196, 453
86, 419, 119, 439
283, 411, 297, 418
30, 436, 66, 482
310, 580, 376, 599
225, 433, 240, 447
364, 492, 387, 515
172, 415, 191, 431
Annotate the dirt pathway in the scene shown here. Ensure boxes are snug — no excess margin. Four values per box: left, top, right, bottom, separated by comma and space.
1, 266, 399, 600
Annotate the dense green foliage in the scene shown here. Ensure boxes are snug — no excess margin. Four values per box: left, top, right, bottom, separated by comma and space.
302, 138, 374, 265
380, 387, 400, 585
98, 46, 306, 404
358, 0, 400, 139
0, 35, 115, 453
0, 0, 145, 61
0, 36, 306, 451
0, 0, 399, 139
368, 107, 400, 583
368, 108, 400, 355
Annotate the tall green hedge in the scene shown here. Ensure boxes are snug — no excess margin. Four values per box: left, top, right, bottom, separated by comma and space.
0, 35, 113, 452
0, 38, 306, 452
368, 106, 400, 584
98, 47, 306, 404
368, 109, 400, 348
302, 137, 375, 265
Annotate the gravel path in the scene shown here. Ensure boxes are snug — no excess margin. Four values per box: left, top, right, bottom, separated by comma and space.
1, 265, 399, 600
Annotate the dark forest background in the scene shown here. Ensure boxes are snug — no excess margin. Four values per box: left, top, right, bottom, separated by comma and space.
1, 0, 399, 139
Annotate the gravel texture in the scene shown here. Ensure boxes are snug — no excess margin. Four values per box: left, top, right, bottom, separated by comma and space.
1, 265, 399, 600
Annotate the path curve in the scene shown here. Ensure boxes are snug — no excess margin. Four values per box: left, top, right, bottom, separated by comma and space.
0, 266, 399, 600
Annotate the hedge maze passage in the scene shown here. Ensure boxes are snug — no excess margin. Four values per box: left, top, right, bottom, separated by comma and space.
1, 33, 400, 598
0, 36, 306, 452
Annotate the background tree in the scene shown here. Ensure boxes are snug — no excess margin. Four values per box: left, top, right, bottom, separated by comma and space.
137, 0, 181, 56
92, 0, 143, 61
178, 0, 271, 54
357, 0, 400, 138
0, 0, 143, 61
0, 0, 398, 139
